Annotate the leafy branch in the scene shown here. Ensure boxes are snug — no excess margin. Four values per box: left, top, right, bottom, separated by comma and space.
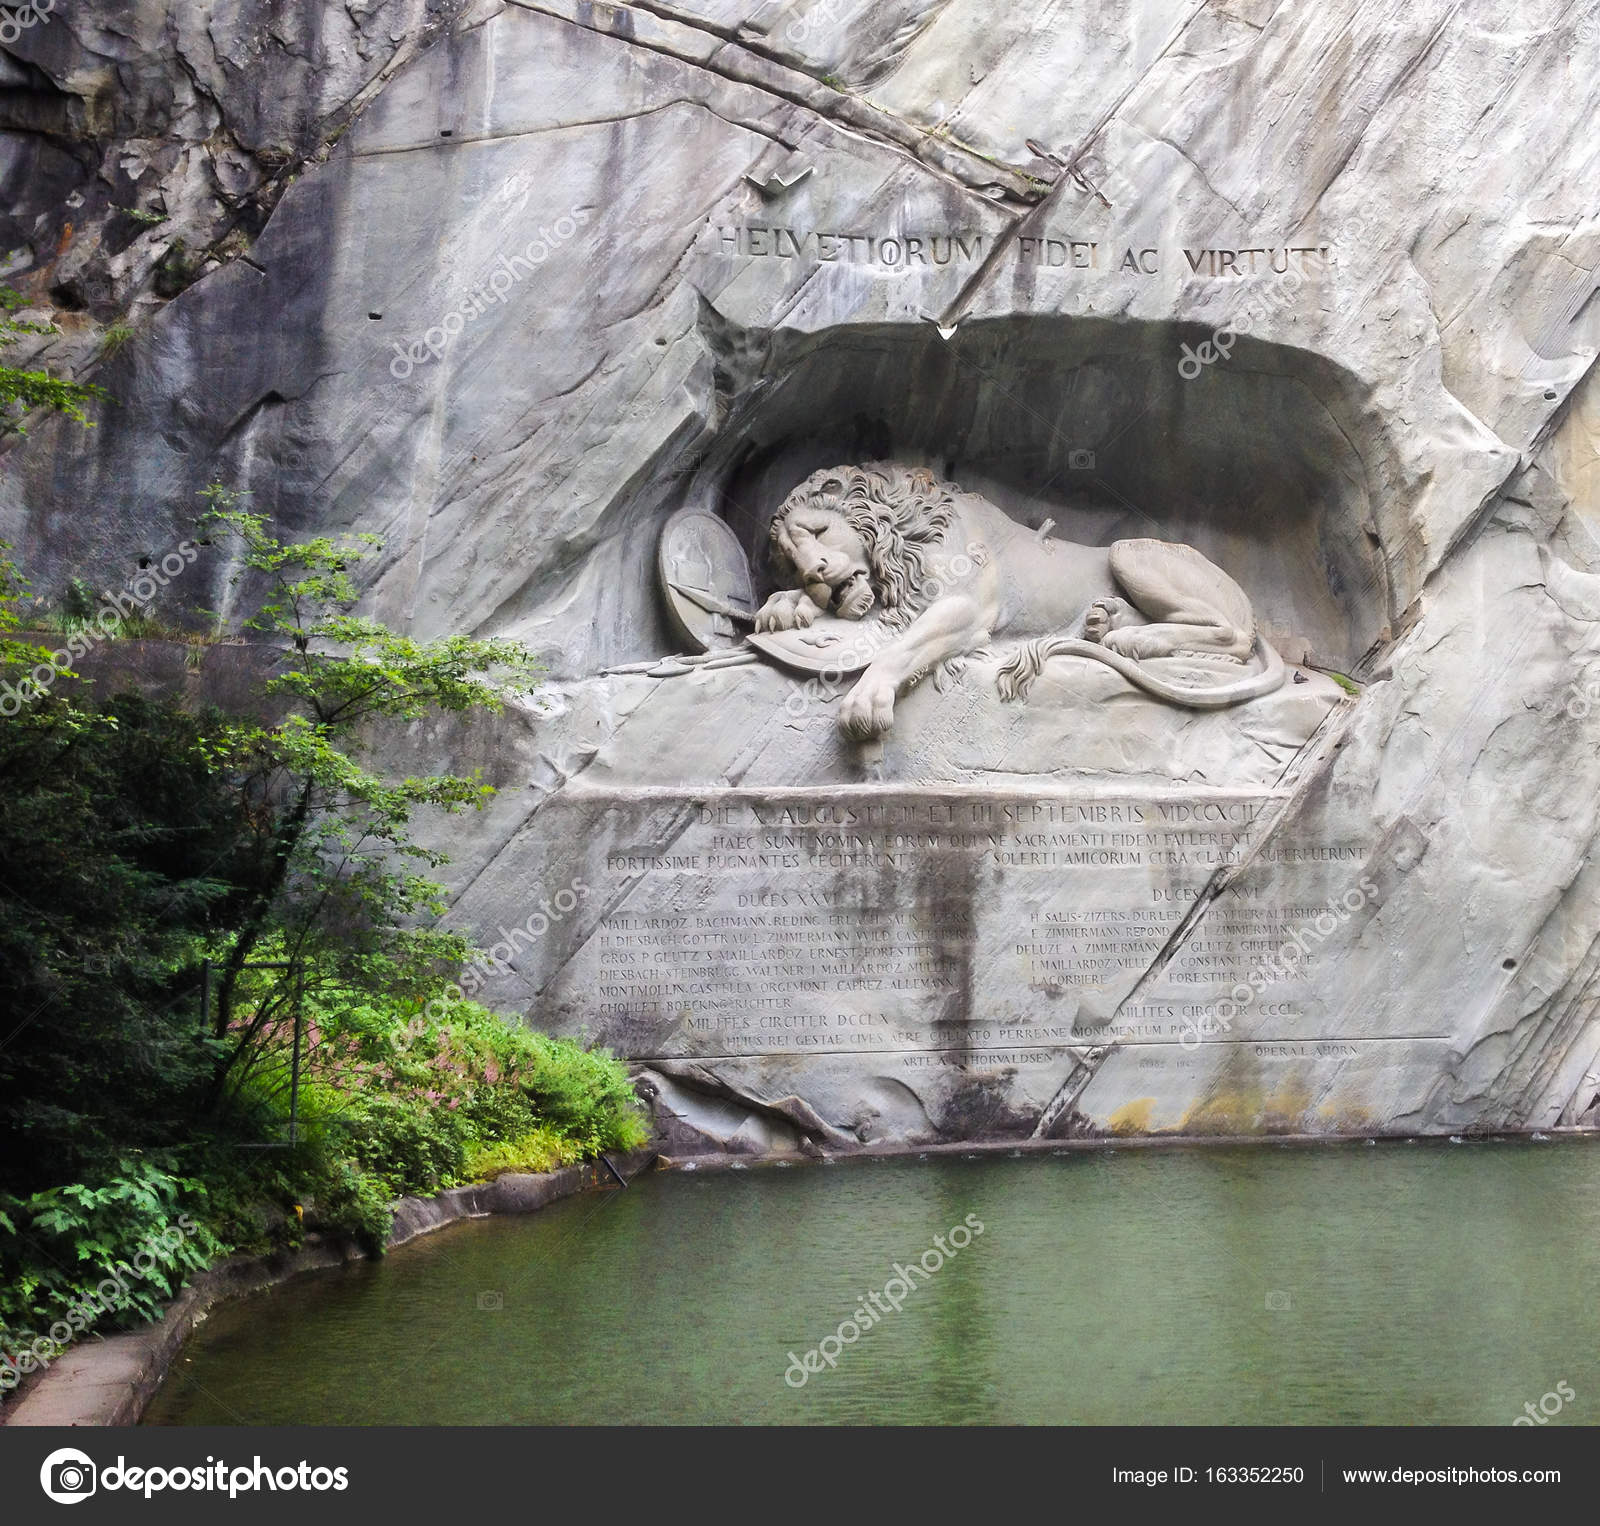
0, 289, 109, 434
194, 487, 546, 1112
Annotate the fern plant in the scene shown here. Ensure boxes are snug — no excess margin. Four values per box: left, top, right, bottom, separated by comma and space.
0, 1158, 226, 1367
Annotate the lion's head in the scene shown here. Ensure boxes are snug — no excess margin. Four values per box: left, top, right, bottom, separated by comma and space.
768, 462, 958, 628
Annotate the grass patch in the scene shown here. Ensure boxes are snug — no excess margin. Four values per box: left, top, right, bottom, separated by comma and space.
1320, 669, 1362, 696
465, 1128, 585, 1180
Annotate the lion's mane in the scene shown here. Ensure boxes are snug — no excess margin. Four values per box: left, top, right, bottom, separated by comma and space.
768, 462, 957, 629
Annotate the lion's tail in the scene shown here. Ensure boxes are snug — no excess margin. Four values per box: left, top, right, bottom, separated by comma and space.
996, 634, 1286, 709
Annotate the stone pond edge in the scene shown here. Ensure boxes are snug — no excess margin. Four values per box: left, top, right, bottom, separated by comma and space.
0, 1148, 658, 1428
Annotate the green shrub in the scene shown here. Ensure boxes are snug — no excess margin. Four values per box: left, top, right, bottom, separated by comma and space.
0, 532, 648, 1343
0, 1158, 226, 1370
307, 986, 649, 1164
203, 993, 648, 1255
298, 1156, 394, 1253
464, 1127, 582, 1180
0, 692, 259, 1192
508, 1029, 649, 1153
338, 1090, 469, 1198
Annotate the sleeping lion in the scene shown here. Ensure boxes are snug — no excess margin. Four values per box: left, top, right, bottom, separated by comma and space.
753, 462, 1285, 740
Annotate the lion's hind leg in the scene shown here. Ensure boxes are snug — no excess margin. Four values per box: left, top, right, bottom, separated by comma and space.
1082, 596, 1139, 644
1104, 539, 1254, 660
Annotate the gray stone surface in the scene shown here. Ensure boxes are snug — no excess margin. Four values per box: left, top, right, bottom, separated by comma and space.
3, 1, 1600, 1149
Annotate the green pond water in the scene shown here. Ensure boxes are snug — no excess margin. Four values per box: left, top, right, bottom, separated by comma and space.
145, 1140, 1600, 1426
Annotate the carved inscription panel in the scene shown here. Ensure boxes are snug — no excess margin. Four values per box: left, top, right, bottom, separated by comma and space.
537, 789, 1380, 1067
707, 223, 1334, 280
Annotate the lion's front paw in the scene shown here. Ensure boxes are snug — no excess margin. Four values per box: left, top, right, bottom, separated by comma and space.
835, 572, 875, 621
754, 592, 791, 632
755, 589, 818, 632
839, 670, 897, 739
755, 585, 825, 627
1102, 626, 1169, 660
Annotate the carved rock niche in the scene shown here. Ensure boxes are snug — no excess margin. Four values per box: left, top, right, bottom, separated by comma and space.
692, 315, 1394, 678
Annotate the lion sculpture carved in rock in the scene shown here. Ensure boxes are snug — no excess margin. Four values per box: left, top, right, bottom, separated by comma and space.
753, 462, 1286, 740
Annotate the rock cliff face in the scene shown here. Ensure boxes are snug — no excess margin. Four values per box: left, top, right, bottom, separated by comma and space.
3, 1, 1599, 1148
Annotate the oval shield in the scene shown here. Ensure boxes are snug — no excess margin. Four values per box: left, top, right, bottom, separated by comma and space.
657, 508, 755, 652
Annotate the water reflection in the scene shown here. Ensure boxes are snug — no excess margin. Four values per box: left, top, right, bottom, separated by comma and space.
146, 1140, 1600, 1426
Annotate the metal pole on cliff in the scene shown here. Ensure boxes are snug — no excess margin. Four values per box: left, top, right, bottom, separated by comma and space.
288, 971, 305, 1147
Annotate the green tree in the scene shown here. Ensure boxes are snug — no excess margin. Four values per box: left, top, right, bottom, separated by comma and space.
0, 523, 638, 1278
0, 289, 107, 434
0, 690, 259, 1190
0, 542, 52, 681
194, 489, 545, 1113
